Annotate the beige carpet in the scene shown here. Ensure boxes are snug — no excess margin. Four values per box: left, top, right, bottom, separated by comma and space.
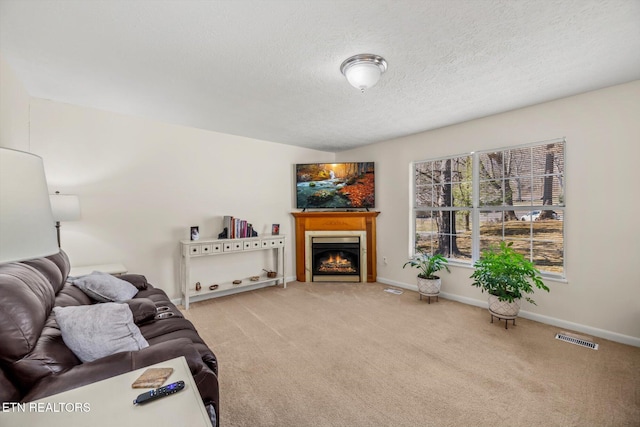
181, 282, 640, 427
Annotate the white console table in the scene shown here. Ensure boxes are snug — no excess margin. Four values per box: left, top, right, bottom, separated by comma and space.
179, 235, 286, 309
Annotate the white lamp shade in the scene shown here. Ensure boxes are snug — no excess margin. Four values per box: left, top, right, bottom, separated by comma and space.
50, 194, 81, 222
0, 148, 59, 263
344, 62, 383, 91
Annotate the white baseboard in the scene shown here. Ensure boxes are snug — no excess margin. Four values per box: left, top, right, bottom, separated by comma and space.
377, 277, 640, 348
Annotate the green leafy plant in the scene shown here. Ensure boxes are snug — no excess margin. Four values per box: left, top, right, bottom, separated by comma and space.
470, 241, 549, 304
403, 251, 450, 279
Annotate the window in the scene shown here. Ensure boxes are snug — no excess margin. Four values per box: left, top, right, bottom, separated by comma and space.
412, 138, 565, 278
414, 155, 473, 263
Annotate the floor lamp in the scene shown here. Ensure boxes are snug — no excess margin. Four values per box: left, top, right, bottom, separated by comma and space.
0, 148, 59, 264
49, 192, 81, 248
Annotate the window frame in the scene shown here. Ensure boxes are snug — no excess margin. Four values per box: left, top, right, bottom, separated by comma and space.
411, 138, 566, 279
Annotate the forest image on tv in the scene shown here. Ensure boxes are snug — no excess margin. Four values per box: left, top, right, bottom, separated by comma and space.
296, 162, 375, 208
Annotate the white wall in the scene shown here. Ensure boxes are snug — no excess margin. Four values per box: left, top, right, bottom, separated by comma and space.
0, 55, 30, 151
338, 80, 640, 344
29, 99, 334, 299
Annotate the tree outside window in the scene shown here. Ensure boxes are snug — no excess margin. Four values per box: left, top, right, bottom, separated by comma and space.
413, 139, 565, 277
415, 155, 472, 262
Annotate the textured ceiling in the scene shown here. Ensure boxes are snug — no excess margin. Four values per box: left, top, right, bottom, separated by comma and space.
1, 0, 639, 152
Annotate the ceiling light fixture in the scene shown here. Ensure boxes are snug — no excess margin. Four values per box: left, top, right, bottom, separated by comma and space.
340, 54, 387, 93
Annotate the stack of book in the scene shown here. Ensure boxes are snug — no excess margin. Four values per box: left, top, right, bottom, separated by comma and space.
223, 216, 257, 239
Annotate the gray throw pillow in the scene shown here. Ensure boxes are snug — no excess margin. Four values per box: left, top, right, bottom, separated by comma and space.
54, 303, 149, 363
72, 271, 138, 302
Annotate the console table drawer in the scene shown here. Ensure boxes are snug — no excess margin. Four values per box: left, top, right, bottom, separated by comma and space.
223, 241, 243, 252
262, 238, 284, 248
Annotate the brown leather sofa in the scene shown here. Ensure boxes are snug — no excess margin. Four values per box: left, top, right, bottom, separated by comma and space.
0, 250, 219, 426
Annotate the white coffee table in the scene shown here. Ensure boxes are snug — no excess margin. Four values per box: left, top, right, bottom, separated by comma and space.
0, 356, 213, 427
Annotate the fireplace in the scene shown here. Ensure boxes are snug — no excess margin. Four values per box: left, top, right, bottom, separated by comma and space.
303, 230, 367, 282
292, 211, 379, 282
311, 236, 360, 282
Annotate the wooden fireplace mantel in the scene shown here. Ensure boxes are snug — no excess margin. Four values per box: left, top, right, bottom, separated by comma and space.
291, 211, 379, 282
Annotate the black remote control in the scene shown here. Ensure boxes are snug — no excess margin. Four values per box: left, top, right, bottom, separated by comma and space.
133, 380, 185, 405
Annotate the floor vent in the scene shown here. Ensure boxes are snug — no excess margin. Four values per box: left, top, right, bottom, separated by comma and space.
555, 332, 598, 350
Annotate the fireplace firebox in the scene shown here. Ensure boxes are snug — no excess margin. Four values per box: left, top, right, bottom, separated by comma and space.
311, 236, 361, 282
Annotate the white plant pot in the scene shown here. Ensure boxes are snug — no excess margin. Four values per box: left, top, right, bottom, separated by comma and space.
417, 276, 441, 296
487, 294, 521, 319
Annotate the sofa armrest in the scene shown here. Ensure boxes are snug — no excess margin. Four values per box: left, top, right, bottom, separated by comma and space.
22, 338, 215, 402
0, 366, 22, 404
119, 274, 148, 290
125, 298, 157, 324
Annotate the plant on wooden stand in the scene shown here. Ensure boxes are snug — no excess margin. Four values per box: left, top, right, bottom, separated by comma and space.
403, 251, 450, 303
470, 241, 549, 328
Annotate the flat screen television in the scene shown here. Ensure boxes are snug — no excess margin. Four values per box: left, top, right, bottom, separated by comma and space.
295, 162, 375, 209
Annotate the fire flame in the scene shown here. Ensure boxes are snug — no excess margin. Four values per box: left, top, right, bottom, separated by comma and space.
327, 254, 350, 265
318, 253, 356, 273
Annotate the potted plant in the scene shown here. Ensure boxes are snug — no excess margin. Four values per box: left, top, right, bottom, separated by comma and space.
470, 241, 549, 327
403, 251, 450, 303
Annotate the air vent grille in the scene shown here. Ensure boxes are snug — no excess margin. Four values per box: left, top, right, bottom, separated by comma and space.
555, 333, 598, 350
